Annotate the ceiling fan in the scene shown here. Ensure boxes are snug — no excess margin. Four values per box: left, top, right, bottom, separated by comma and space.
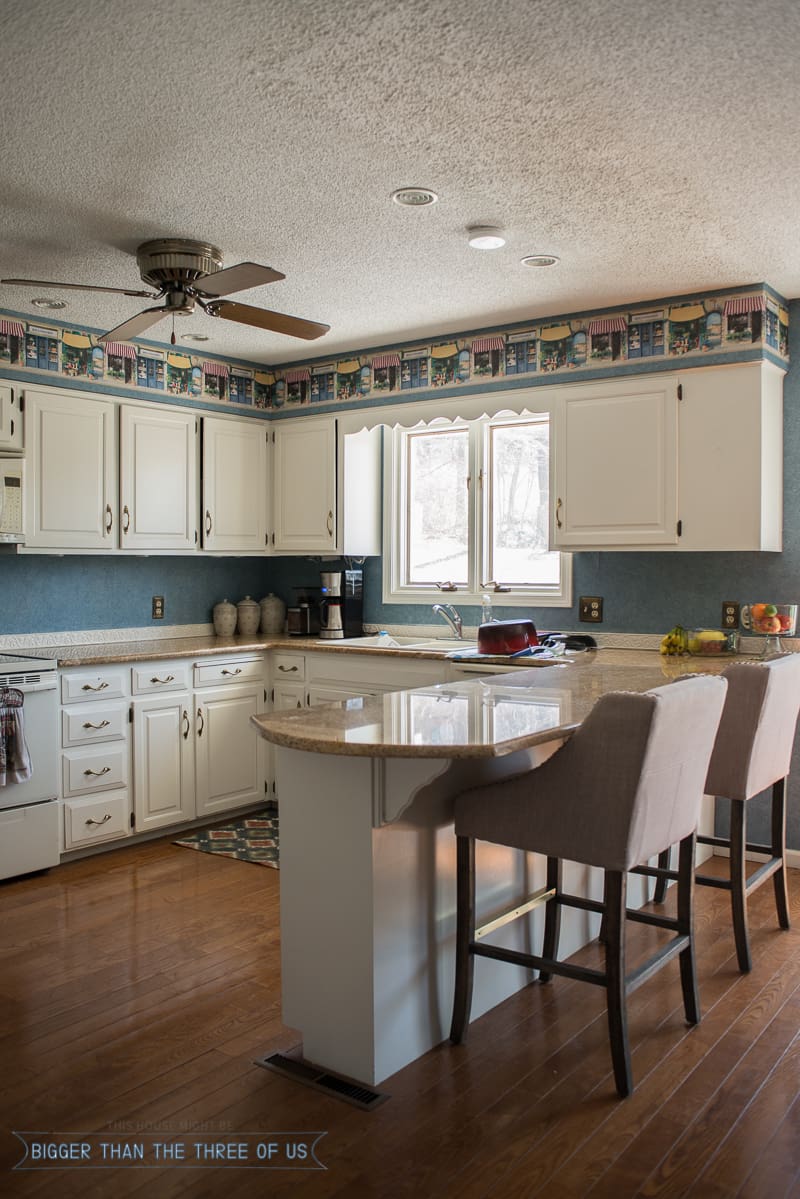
1, 238, 330, 343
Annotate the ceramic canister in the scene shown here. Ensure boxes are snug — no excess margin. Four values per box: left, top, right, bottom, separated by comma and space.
236, 595, 261, 635
259, 592, 286, 634
213, 599, 237, 636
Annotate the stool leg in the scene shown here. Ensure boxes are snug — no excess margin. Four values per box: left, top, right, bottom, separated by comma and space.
598, 873, 608, 944
677, 833, 700, 1025
604, 869, 632, 1099
653, 847, 671, 904
539, 856, 562, 984
772, 777, 790, 930
450, 836, 476, 1044
729, 798, 752, 973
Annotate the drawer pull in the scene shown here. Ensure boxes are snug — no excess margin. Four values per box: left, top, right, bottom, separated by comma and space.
182, 709, 190, 740
205, 509, 212, 535
150, 674, 175, 685
122, 504, 131, 533
82, 719, 110, 730
105, 503, 113, 533
83, 766, 111, 777
197, 707, 205, 737
81, 681, 109, 692
85, 813, 112, 827
556, 497, 563, 530
278, 664, 299, 673
221, 667, 242, 676
327, 509, 333, 536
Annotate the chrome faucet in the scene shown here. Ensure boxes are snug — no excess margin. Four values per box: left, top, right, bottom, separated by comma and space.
432, 603, 463, 639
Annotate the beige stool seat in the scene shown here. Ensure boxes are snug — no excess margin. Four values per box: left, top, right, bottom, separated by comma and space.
449, 675, 728, 1099
650, 655, 800, 972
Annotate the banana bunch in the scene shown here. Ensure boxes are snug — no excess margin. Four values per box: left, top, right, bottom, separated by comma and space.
660, 624, 688, 655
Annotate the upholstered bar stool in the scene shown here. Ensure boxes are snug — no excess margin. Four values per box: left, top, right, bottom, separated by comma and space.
650, 655, 800, 973
449, 675, 728, 1099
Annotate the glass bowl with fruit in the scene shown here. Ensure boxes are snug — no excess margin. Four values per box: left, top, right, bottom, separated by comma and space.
687, 628, 738, 656
741, 603, 798, 656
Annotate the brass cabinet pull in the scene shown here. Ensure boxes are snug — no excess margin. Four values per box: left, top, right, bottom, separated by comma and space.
182, 709, 190, 740
83, 765, 111, 777
85, 813, 112, 827
278, 664, 298, 673
105, 503, 113, 533
296, 699, 302, 708
221, 667, 242, 677
150, 674, 175, 685
327, 510, 333, 536
81, 681, 109, 692
123, 504, 130, 533
82, 719, 110, 730
197, 707, 204, 737
205, 509, 212, 535
556, 497, 563, 529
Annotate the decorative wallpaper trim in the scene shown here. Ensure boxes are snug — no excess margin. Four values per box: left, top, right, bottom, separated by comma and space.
0, 623, 213, 651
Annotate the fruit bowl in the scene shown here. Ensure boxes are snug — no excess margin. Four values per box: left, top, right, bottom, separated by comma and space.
741, 603, 797, 656
687, 628, 738, 656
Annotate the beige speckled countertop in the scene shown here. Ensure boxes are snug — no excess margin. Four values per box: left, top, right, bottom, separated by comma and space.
250, 648, 747, 758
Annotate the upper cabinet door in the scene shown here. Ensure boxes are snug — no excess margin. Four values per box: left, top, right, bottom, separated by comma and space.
24, 388, 117, 549
202, 416, 268, 552
273, 418, 337, 552
0, 383, 23, 453
551, 377, 679, 547
119, 406, 198, 551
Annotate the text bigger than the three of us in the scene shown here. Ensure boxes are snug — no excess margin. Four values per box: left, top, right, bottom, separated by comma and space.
15, 1133, 326, 1170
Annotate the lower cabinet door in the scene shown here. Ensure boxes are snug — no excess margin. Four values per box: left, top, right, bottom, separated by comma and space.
195, 683, 267, 818
132, 693, 195, 832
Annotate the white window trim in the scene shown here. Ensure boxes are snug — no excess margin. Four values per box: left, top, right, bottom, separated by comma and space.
382, 412, 572, 608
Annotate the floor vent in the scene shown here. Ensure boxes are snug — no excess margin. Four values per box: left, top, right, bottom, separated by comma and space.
256, 1052, 389, 1111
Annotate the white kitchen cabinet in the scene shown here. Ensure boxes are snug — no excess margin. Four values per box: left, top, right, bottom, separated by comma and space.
24, 387, 117, 549
0, 383, 23, 452
120, 405, 198, 551
194, 682, 268, 817
272, 417, 337, 552
132, 690, 195, 833
203, 416, 268, 552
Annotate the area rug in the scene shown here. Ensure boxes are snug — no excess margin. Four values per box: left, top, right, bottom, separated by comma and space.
174, 804, 279, 869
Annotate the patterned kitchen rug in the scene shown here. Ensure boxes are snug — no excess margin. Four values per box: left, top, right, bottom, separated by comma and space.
173, 805, 279, 869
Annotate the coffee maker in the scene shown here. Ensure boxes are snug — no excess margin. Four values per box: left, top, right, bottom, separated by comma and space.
319, 569, 363, 639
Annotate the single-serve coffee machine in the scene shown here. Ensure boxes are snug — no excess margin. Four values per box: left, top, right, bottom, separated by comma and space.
319, 569, 363, 639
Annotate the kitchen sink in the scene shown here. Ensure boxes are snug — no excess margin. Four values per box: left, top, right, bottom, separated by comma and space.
336, 635, 476, 653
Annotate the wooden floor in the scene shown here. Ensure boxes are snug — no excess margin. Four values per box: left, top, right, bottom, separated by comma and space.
1, 840, 800, 1199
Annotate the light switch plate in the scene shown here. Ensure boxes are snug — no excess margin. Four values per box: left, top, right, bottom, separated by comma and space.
721, 601, 740, 630
579, 596, 603, 623
152, 595, 165, 620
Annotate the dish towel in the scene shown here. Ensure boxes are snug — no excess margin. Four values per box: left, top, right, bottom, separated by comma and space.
0, 687, 32, 785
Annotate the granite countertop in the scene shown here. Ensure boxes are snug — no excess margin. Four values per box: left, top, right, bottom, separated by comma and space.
249, 649, 740, 759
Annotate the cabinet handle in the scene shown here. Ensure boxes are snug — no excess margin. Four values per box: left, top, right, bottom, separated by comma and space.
83, 765, 111, 777
182, 709, 190, 740
122, 504, 130, 533
205, 509, 212, 535
105, 504, 113, 533
85, 813, 112, 826
81, 681, 109, 692
82, 719, 110, 730
278, 664, 299, 673
327, 510, 333, 536
149, 674, 175, 685
221, 667, 242, 677
296, 700, 302, 708
197, 707, 204, 737
555, 497, 563, 529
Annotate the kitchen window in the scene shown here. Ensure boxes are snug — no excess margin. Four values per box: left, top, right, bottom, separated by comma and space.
383, 413, 571, 606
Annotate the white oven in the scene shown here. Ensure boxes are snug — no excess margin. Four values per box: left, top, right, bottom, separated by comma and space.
0, 653, 59, 881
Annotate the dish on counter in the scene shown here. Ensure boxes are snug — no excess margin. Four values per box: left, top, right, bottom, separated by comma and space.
686, 628, 738, 655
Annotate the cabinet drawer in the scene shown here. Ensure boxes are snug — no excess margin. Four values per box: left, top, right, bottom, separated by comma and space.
62, 702, 128, 748
131, 662, 190, 695
272, 653, 305, 681
64, 790, 130, 849
194, 656, 264, 688
61, 668, 128, 703
63, 743, 128, 797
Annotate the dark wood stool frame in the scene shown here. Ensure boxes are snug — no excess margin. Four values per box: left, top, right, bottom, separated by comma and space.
450, 832, 700, 1099
644, 778, 790, 973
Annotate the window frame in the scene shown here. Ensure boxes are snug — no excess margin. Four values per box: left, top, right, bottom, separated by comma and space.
383, 411, 572, 608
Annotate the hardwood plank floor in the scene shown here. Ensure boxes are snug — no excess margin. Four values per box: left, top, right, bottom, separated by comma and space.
1, 839, 799, 1198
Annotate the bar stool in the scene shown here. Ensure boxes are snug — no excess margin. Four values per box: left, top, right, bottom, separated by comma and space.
650, 655, 800, 973
449, 675, 728, 1099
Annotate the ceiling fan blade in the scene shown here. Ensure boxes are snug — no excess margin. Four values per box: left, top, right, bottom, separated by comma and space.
1, 277, 157, 299
196, 261, 285, 298
97, 307, 169, 343
205, 299, 329, 341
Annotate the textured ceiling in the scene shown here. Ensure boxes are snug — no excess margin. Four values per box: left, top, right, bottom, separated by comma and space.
1, 0, 798, 365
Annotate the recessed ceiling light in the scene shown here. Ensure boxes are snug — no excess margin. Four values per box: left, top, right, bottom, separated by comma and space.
391, 187, 439, 207
520, 254, 560, 267
31, 297, 68, 310
467, 227, 506, 250
182, 333, 210, 342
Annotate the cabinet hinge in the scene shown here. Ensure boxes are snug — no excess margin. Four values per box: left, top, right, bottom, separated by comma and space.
130, 812, 135, 829
677, 384, 683, 401
18, 392, 24, 412
128, 705, 133, 723
195, 529, 198, 544
270, 687, 274, 702
265, 532, 268, 547
272, 781, 276, 794
264, 687, 267, 703
271, 430, 275, 443
271, 532, 275, 545
195, 419, 198, 433
265, 780, 269, 795
677, 519, 683, 537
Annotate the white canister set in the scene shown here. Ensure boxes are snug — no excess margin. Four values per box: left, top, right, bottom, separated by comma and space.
212, 593, 287, 636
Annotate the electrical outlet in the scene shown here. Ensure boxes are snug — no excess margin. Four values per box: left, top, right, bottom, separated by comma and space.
152, 595, 165, 620
721, 601, 740, 630
579, 595, 603, 623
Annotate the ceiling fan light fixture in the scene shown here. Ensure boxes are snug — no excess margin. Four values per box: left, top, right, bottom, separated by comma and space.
467, 227, 506, 250
31, 296, 67, 309
391, 187, 439, 207
520, 253, 560, 268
